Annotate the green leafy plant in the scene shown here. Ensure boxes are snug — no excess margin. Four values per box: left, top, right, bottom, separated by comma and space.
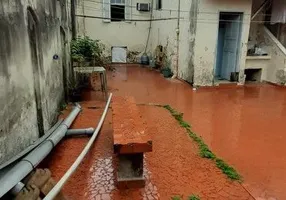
171, 196, 181, 200
188, 195, 200, 200
215, 159, 241, 180
159, 104, 241, 181
71, 36, 106, 65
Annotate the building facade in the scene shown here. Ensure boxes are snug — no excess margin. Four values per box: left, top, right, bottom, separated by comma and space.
77, 0, 285, 86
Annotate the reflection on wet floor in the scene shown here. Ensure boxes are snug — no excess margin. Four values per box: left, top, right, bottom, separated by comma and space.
107, 65, 286, 200
46, 65, 286, 200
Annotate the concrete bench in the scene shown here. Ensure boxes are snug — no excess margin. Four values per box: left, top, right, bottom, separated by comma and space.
112, 96, 152, 189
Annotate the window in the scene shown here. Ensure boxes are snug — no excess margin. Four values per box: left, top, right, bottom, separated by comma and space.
111, 0, 125, 21
102, 0, 131, 23
156, 0, 162, 10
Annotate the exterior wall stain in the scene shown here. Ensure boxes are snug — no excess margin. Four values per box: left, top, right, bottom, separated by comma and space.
0, 0, 71, 164
186, 0, 198, 84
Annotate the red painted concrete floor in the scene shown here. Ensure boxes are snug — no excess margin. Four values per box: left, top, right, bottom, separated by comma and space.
106, 65, 286, 200
44, 96, 253, 200
44, 64, 286, 200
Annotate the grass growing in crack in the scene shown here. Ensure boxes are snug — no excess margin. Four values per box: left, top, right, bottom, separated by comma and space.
161, 104, 241, 181
171, 196, 181, 200
215, 159, 240, 180
162, 105, 191, 128
188, 195, 200, 200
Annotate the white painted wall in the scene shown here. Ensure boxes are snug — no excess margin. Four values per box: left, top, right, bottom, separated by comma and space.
263, 27, 286, 84
193, 0, 252, 86
147, 0, 179, 71
146, 0, 193, 80
77, 0, 152, 53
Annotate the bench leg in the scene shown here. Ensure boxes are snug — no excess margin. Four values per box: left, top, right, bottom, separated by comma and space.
103, 72, 108, 98
117, 153, 145, 189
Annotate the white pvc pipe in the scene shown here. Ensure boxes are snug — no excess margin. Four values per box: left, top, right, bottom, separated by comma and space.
0, 104, 81, 198
44, 93, 112, 200
10, 182, 25, 196
66, 128, 95, 136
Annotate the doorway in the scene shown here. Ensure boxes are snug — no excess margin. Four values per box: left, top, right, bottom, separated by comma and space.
215, 12, 243, 82
27, 8, 45, 136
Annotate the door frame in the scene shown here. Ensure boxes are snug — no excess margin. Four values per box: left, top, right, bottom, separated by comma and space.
214, 11, 244, 83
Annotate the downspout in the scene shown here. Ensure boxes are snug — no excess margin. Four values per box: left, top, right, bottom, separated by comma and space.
82, 0, 86, 36
144, 0, 154, 53
71, 0, 77, 39
173, 0, 181, 78
0, 104, 81, 198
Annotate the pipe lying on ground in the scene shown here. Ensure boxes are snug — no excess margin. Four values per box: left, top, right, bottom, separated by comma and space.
0, 104, 81, 198
66, 128, 95, 136
44, 93, 113, 200
10, 182, 25, 196
0, 120, 63, 171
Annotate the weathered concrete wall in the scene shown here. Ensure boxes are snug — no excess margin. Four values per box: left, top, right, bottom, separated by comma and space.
249, 0, 266, 44
193, 0, 252, 86
77, 0, 152, 53
263, 27, 286, 84
146, 0, 194, 81
146, 0, 178, 71
0, 0, 70, 164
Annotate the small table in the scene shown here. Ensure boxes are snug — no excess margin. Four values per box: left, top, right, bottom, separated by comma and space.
73, 67, 107, 97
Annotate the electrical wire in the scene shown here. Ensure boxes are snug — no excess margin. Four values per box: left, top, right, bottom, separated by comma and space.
76, 14, 178, 21
75, 13, 282, 25
71, 1, 279, 24
80, 0, 274, 17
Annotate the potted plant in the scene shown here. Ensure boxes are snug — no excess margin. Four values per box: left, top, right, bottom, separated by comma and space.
71, 36, 106, 67
161, 67, 173, 78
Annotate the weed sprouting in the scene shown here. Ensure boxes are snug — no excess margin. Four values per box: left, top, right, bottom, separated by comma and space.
171, 196, 181, 200
188, 195, 200, 200
161, 104, 241, 181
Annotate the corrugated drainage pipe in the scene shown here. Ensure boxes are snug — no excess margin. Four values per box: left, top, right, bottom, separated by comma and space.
44, 93, 112, 200
66, 128, 95, 136
0, 104, 81, 198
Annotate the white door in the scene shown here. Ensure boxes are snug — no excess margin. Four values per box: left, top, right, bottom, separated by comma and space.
112, 47, 127, 63
221, 14, 242, 80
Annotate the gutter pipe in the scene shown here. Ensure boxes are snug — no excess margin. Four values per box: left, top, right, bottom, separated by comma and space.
0, 120, 63, 171
66, 128, 95, 136
174, 0, 181, 78
44, 93, 112, 200
0, 104, 81, 198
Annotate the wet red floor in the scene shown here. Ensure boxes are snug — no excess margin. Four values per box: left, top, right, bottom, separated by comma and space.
45, 65, 286, 200
107, 65, 286, 200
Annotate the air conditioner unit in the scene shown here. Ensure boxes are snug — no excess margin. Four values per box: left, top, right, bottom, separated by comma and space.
137, 3, 151, 12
